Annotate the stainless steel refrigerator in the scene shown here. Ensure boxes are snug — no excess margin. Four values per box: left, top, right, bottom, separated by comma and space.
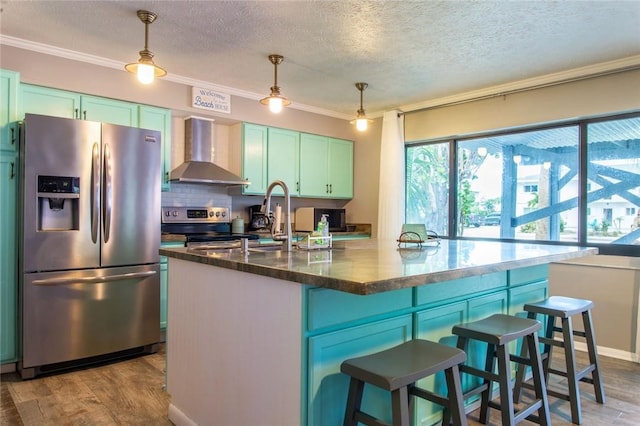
19, 113, 161, 378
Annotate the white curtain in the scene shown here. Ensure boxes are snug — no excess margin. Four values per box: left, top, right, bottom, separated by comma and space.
377, 110, 405, 240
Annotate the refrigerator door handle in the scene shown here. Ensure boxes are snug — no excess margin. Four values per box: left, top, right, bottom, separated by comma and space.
103, 142, 112, 243
91, 142, 100, 243
31, 270, 157, 286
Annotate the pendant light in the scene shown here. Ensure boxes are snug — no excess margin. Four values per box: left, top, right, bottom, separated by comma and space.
125, 10, 167, 84
260, 54, 291, 113
351, 82, 372, 131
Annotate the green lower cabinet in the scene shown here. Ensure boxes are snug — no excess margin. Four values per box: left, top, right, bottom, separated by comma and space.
413, 291, 508, 425
508, 280, 548, 317
160, 242, 184, 331
306, 315, 413, 426
0, 152, 18, 364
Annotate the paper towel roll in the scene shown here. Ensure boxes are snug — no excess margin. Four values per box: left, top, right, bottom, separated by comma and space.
274, 204, 282, 233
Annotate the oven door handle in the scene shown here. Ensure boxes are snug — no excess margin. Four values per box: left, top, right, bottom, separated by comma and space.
32, 271, 157, 286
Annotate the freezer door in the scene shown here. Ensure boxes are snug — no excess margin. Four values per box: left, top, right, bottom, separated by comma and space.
22, 114, 101, 272
100, 124, 161, 267
22, 264, 160, 370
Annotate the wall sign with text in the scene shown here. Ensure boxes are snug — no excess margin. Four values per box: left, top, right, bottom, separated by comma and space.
191, 87, 231, 114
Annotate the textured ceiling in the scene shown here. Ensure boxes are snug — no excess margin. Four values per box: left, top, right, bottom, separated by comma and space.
1, 0, 639, 118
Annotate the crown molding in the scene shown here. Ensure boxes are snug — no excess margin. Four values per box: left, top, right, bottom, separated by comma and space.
0, 35, 352, 120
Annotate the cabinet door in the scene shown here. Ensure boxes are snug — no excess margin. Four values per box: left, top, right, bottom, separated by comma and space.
1, 70, 19, 152
267, 127, 299, 196
21, 84, 80, 119
140, 105, 172, 191
160, 242, 184, 331
0, 152, 18, 363
307, 315, 412, 426
414, 302, 466, 426
327, 138, 353, 199
81, 95, 138, 126
242, 123, 268, 195
299, 133, 329, 197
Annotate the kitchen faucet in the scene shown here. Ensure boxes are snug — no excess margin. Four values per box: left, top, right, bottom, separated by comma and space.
261, 180, 293, 251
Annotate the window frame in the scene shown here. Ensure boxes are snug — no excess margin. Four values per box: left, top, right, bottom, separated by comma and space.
405, 111, 640, 256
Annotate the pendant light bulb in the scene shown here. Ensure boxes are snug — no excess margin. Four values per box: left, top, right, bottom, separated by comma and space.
125, 10, 167, 84
351, 82, 372, 131
269, 97, 283, 113
137, 63, 155, 84
260, 54, 291, 113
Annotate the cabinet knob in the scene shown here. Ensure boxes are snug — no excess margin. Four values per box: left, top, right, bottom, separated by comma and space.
329, 184, 333, 193
326, 184, 329, 194
83, 110, 87, 120
11, 127, 15, 145
75, 108, 79, 119
10, 162, 15, 179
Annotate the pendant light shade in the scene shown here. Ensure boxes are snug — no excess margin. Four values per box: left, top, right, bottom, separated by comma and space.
125, 10, 167, 84
260, 54, 291, 113
350, 82, 373, 131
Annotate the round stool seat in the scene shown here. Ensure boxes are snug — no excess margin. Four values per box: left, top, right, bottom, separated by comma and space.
524, 295, 594, 318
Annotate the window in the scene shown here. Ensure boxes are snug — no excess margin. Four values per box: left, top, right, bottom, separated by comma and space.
406, 113, 640, 254
406, 142, 449, 236
586, 116, 640, 246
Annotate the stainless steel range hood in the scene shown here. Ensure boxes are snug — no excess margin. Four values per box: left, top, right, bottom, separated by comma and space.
169, 117, 249, 186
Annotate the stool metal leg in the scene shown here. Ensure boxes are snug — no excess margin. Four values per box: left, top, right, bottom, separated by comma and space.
582, 309, 606, 404
561, 316, 582, 424
343, 377, 364, 426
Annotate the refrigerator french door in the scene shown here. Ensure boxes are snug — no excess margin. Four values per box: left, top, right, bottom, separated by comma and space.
20, 114, 161, 378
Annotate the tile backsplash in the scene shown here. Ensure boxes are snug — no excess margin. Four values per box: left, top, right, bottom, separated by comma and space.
161, 183, 232, 210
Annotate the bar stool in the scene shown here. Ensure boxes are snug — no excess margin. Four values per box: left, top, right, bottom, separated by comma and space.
513, 296, 605, 425
340, 339, 468, 426
450, 314, 550, 426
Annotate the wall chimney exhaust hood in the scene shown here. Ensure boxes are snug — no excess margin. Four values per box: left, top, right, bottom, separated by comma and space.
170, 117, 249, 186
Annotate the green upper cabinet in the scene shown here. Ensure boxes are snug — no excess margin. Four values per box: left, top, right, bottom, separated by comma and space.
327, 138, 353, 199
0, 151, 18, 364
299, 133, 329, 197
139, 105, 172, 191
1, 70, 20, 152
241, 123, 268, 195
20, 84, 81, 119
239, 123, 353, 199
299, 134, 353, 199
21, 85, 138, 126
80, 95, 138, 126
267, 127, 300, 196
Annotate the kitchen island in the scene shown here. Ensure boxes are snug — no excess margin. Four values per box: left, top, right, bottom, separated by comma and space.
160, 239, 597, 426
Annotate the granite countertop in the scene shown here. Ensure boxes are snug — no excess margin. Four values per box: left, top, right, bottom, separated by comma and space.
160, 239, 598, 295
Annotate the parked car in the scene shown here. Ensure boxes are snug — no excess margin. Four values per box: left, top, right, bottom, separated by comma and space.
484, 213, 501, 226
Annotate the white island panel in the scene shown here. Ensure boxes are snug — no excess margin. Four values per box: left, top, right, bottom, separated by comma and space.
167, 258, 303, 426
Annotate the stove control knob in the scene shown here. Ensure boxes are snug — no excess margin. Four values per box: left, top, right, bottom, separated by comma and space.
172, 210, 178, 217
215, 211, 220, 217
209, 211, 215, 217
221, 211, 227, 218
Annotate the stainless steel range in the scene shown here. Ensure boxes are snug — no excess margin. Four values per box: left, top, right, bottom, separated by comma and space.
161, 206, 260, 246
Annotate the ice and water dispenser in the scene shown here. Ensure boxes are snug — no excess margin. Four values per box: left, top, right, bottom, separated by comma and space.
37, 175, 80, 231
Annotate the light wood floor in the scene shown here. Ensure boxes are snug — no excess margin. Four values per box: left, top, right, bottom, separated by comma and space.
1, 347, 639, 425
